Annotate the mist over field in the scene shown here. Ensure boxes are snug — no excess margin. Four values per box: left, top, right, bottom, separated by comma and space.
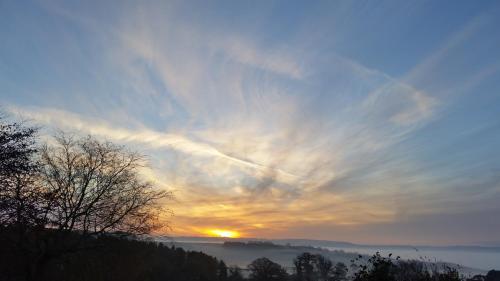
162, 236, 500, 272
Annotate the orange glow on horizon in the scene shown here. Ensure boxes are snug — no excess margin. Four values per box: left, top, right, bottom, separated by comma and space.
205, 229, 240, 238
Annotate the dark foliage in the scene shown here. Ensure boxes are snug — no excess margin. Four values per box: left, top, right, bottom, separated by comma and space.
485, 271, 500, 281
349, 251, 486, 281
331, 262, 349, 281
294, 252, 317, 281
248, 257, 289, 281
351, 252, 398, 281
228, 267, 245, 281
293, 252, 347, 281
0, 229, 227, 281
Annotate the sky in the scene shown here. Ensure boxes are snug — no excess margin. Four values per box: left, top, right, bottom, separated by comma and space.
1, 0, 500, 245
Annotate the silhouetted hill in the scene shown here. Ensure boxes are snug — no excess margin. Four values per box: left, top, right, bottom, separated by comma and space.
0, 229, 228, 281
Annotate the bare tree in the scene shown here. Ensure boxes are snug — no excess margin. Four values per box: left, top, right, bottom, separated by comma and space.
38, 133, 170, 236
1, 118, 173, 280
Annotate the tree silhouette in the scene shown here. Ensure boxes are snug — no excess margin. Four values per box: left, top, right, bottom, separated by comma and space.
227, 266, 245, 281
294, 252, 317, 281
217, 260, 228, 281
0, 117, 39, 228
331, 262, 348, 281
315, 254, 333, 281
248, 257, 289, 281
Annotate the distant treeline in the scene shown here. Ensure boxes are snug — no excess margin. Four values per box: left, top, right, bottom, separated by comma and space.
223, 241, 284, 248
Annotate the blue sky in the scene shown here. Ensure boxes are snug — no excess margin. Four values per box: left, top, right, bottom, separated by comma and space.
1, 0, 500, 245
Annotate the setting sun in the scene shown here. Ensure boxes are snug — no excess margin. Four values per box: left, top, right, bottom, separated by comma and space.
205, 229, 240, 238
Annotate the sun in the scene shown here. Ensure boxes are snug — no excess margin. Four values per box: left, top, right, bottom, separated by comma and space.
206, 229, 240, 238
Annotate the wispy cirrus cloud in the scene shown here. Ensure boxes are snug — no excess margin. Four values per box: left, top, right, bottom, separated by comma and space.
2, 0, 500, 244
6, 105, 298, 182
5, 3, 440, 231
